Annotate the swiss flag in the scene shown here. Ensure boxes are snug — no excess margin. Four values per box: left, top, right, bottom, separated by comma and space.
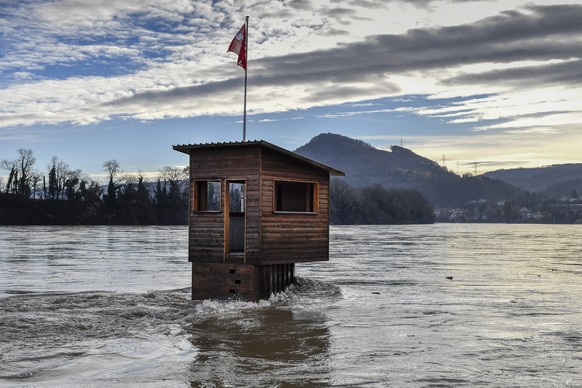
228, 24, 246, 70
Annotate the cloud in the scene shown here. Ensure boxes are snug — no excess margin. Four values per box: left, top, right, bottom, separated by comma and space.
286, 0, 315, 11
1, 1, 582, 137
259, 4, 582, 77
318, 107, 402, 119
445, 59, 582, 88
138, 4, 582, 108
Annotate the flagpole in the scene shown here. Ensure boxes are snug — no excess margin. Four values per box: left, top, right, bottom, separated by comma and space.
242, 15, 249, 142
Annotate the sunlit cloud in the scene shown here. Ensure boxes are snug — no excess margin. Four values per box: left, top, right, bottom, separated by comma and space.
2, 2, 582, 129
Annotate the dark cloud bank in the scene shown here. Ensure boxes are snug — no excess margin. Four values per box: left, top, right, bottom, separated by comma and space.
111, 4, 582, 111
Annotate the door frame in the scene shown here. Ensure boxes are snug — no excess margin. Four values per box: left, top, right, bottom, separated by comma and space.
224, 179, 246, 262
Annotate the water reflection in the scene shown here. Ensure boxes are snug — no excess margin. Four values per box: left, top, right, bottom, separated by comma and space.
188, 308, 331, 386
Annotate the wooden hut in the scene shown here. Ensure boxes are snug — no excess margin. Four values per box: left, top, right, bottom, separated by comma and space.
173, 140, 344, 301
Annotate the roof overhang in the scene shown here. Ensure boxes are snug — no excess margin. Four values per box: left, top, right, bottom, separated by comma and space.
173, 140, 345, 176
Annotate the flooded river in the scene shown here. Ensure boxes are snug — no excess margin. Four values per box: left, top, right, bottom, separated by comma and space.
1, 224, 581, 387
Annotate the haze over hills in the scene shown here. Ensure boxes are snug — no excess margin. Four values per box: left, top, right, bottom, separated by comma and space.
485, 165, 582, 194
294, 133, 519, 208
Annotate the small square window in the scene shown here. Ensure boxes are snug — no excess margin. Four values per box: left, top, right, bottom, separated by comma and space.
193, 180, 221, 212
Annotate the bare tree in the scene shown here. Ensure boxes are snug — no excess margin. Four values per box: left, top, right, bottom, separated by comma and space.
159, 166, 188, 184
102, 159, 120, 184
47, 156, 71, 200
158, 166, 188, 197
30, 171, 42, 199
1, 149, 37, 197
103, 159, 121, 205
121, 172, 139, 186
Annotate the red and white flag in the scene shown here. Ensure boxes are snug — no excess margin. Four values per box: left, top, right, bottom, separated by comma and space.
228, 24, 247, 70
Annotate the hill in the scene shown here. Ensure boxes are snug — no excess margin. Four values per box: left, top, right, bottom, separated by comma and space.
485, 164, 582, 193
295, 133, 520, 208
540, 178, 582, 197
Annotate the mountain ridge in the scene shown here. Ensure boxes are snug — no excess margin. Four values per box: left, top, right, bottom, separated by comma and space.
295, 133, 451, 187
295, 133, 519, 208
484, 164, 582, 193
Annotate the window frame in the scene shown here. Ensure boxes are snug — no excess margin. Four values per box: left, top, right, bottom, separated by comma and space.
191, 179, 222, 213
273, 179, 319, 214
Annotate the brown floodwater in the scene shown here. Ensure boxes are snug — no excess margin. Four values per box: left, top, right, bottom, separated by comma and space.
1, 224, 581, 387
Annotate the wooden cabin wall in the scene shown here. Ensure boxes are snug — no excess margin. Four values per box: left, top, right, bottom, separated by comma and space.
188, 146, 261, 263
257, 147, 330, 265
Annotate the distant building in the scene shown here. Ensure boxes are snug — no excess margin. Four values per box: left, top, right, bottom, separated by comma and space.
173, 140, 344, 301
520, 207, 532, 219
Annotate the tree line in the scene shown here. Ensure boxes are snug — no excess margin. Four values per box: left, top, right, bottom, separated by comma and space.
0, 149, 188, 225
1, 149, 435, 225
330, 179, 435, 224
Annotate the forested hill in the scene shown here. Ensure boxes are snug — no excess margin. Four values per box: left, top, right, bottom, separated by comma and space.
485, 164, 582, 194
295, 133, 445, 182
295, 133, 519, 208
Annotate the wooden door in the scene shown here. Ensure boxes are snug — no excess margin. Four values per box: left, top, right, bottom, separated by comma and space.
225, 180, 246, 257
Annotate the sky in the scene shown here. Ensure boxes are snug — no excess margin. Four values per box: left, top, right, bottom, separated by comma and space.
1, 0, 582, 183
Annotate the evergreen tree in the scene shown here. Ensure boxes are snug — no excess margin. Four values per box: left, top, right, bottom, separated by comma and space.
48, 165, 58, 199
6, 166, 15, 194
106, 177, 116, 206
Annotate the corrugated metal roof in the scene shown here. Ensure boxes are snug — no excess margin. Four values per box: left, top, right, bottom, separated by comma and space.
173, 140, 345, 176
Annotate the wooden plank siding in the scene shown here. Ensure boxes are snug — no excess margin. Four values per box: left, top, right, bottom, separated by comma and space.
188, 213, 224, 261
177, 141, 340, 266
256, 147, 331, 265
188, 146, 260, 176
173, 140, 343, 301
241, 176, 260, 263
188, 146, 261, 264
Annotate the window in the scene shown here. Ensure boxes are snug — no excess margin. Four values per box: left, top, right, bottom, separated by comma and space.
274, 181, 318, 213
193, 180, 221, 211
228, 181, 245, 214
